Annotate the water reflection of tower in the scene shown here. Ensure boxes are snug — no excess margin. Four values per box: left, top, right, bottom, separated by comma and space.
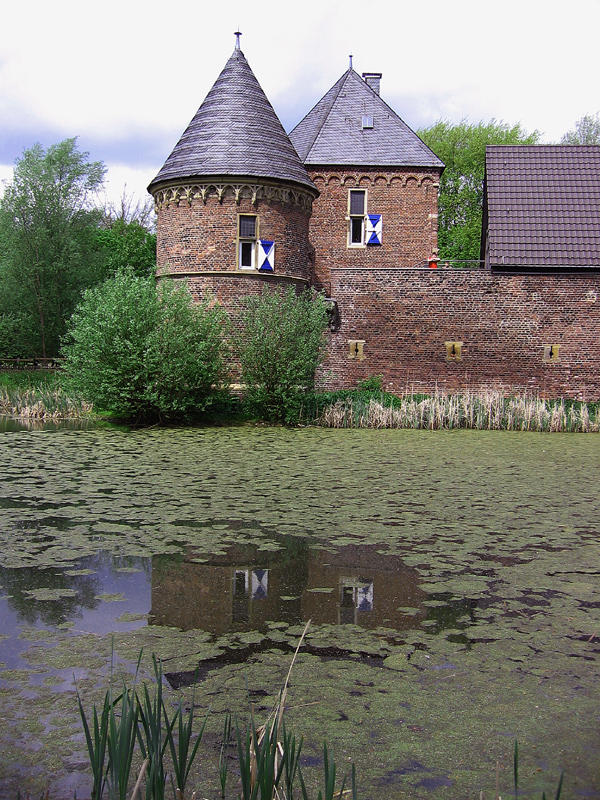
150, 540, 426, 636
232, 568, 269, 622
150, 540, 309, 634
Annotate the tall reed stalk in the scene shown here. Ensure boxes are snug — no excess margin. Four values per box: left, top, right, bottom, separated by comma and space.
315, 389, 600, 433
0, 385, 93, 420
106, 683, 139, 800
75, 627, 354, 800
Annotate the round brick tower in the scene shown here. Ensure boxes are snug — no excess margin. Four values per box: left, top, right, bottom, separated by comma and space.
148, 41, 318, 309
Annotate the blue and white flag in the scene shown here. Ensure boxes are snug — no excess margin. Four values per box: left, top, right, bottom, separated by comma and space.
366, 215, 382, 246
258, 240, 275, 270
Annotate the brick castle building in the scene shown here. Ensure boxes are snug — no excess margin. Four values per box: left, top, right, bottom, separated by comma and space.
149, 39, 600, 400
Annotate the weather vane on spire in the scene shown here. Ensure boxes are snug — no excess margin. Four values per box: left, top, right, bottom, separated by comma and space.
234, 31, 242, 50
349, 54, 353, 70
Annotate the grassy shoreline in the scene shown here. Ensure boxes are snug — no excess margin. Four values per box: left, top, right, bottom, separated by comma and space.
2, 372, 599, 431
0, 371, 93, 421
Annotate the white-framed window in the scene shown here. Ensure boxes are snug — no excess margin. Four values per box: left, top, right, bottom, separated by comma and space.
348, 189, 366, 247
238, 214, 258, 269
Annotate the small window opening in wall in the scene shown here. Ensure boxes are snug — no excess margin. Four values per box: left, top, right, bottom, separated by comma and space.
445, 341, 462, 361
348, 340, 366, 360
362, 115, 373, 129
349, 190, 366, 246
238, 214, 257, 269
543, 344, 560, 362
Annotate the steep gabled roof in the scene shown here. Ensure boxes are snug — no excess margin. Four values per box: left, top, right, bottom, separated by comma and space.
289, 69, 443, 170
483, 145, 600, 270
149, 49, 316, 194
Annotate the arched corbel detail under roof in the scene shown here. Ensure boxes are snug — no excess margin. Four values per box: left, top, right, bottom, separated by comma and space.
373, 174, 389, 186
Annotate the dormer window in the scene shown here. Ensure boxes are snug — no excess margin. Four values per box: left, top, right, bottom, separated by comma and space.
238, 215, 257, 269
362, 115, 373, 129
348, 190, 366, 247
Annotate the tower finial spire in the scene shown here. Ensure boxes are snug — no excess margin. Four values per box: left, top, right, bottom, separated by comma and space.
349, 54, 353, 70
234, 30, 242, 50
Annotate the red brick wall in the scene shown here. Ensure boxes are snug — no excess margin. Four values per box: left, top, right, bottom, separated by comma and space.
308, 168, 441, 292
155, 187, 314, 281
320, 267, 600, 400
166, 273, 309, 311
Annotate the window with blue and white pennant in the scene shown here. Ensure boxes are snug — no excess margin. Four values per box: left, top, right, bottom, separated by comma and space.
258, 240, 275, 271
366, 214, 382, 246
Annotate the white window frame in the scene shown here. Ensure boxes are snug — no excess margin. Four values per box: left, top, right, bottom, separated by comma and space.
347, 189, 367, 248
238, 214, 258, 269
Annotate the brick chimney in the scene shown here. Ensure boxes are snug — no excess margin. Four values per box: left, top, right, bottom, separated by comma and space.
362, 72, 382, 95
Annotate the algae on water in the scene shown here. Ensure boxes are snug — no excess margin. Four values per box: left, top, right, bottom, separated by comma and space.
0, 426, 599, 799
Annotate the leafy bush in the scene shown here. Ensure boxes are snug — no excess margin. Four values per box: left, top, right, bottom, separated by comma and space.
62, 271, 229, 421
356, 375, 384, 392
236, 288, 329, 423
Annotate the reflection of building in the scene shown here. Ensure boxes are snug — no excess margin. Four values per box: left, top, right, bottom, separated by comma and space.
150, 542, 426, 636
301, 545, 425, 629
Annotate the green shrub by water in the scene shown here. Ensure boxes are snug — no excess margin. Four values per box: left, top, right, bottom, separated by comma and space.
62, 270, 229, 423
235, 288, 330, 424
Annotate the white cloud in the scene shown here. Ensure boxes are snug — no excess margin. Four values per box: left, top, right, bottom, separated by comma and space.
0, 0, 599, 188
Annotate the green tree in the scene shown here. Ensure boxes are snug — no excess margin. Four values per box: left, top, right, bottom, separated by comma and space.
418, 120, 540, 262
236, 288, 329, 423
96, 218, 157, 278
62, 271, 228, 421
0, 138, 106, 358
0, 312, 33, 358
561, 112, 600, 144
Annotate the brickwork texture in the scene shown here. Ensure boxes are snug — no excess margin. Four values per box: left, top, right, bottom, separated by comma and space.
308, 168, 439, 292
320, 268, 600, 400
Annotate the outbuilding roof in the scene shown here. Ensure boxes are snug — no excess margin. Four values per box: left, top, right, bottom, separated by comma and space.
149, 49, 316, 194
289, 69, 444, 169
483, 145, 600, 270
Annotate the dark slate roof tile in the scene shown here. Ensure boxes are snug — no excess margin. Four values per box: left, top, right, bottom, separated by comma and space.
485, 145, 600, 268
149, 49, 315, 193
289, 69, 443, 170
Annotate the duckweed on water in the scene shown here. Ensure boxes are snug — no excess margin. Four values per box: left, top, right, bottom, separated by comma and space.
0, 427, 599, 798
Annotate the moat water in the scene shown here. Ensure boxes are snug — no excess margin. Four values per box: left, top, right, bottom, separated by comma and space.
0, 424, 599, 799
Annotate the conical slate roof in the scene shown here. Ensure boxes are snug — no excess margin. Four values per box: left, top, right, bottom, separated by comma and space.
289, 69, 444, 170
149, 49, 316, 193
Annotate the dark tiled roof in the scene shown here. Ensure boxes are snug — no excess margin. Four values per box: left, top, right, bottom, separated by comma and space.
289, 69, 444, 170
484, 145, 600, 269
149, 49, 316, 193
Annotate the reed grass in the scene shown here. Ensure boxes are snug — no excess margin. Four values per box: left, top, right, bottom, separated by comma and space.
75, 625, 354, 800
313, 388, 600, 433
0, 385, 93, 420
479, 740, 564, 800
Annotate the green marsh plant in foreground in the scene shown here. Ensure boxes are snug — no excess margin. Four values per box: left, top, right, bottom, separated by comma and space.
479, 740, 564, 800
76, 626, 356, 800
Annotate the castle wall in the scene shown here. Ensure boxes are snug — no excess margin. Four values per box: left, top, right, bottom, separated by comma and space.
321, 267, 600, 400
308, 168, 440, 292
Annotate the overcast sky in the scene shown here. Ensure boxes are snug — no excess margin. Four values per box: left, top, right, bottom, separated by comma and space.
1, 0, 598, 208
